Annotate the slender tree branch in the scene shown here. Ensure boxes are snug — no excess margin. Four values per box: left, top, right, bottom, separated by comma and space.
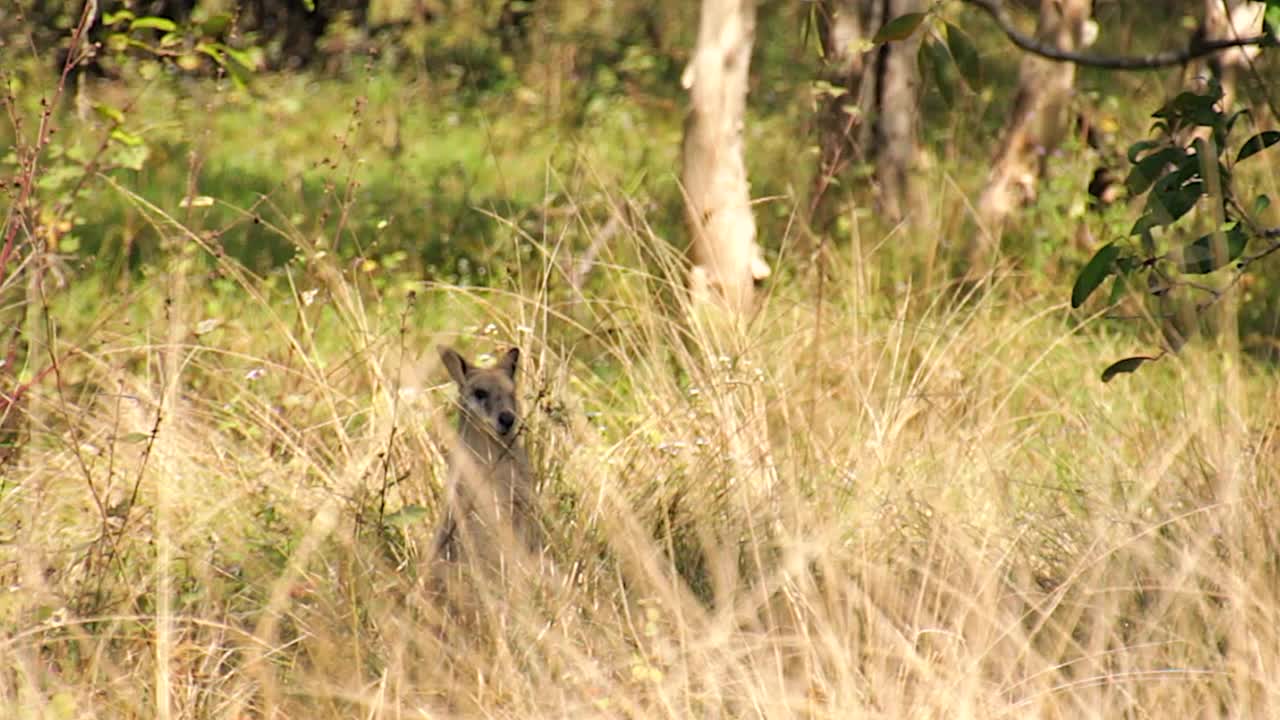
0, 0, 97, 277
960, 0, 1273, 70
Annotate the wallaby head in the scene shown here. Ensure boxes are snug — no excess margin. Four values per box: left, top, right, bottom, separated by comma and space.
438, 346, 522, 444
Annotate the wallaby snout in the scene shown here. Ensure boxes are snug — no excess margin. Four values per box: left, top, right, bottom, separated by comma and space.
496, 409, 517, 436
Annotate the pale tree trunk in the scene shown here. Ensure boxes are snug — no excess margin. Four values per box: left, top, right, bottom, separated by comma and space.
809, 0, 923, 238
681, 0, 769, 312
872, 0, 924, 222
974, 0, 1093, 264
681, 0, 778, 506
1196, 0, 1265, 115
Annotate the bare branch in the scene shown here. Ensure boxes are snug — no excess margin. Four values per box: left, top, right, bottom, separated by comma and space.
961, 0, 1273, 70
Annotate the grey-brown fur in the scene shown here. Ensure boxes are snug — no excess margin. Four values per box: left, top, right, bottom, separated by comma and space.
431, 346, 542, 580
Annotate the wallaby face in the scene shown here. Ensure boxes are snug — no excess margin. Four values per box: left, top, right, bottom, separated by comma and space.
439, 346, 521, 444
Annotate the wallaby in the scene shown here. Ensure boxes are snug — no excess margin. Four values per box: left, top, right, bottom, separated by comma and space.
431, 345, 542, 579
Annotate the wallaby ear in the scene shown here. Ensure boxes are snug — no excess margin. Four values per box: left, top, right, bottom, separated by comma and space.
438, 345, 470, 387
496, 347, 520, 382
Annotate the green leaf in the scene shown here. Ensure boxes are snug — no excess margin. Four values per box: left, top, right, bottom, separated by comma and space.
1236, 130, 1280, 163
1152, 87, 1223, 128
198, 43, 255, 87
1131, 213, 1159, 236
1253, 194, 1271, 216
383, 505, 428, 528
1134, 180, 1203, 234
1125, 147, 1183, 196
211, 42, 256, 75
196, 42, 222, 63
110, 128, 143, 146
93, 102, 125, 125
103, 9, 135, 26
212, 42, 256, 71
945, 22, 981, 89
1126, 139, 1161, 164
920, 38, 955, 107
1101, 356, 1157, 383
301, 0, 316, 11
130, 16, 179, 33
1071, 242, 1121, 308
200, 12, 233, 37
120, 432, 152, 444
1178, 222, 1248, 274
1107, 271, 1129, 306
873, 13, 927, 43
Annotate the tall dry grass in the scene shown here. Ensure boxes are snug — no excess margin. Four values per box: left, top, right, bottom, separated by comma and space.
3, 185, 1279, 719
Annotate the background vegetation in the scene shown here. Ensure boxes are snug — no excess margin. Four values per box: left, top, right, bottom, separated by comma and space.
2, 0, 1279, 717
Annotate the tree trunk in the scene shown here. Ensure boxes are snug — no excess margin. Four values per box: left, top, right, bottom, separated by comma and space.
809, 0, 868, 241
872, 0, 924, 222
974, 0, 1093, 263
681, 0, 769, 312
1196, 0, 1265, 115
809, 0, 922, 239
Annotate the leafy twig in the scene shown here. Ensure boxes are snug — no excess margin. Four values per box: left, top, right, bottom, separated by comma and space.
0, 0, 96, 277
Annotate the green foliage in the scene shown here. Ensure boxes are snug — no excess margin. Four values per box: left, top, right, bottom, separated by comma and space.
98, 7, 260, 86
1071, 242, 1120, 308
1071, 81, 1280, 378
1236, 130, 1280, 162
944, 22, 982, 90
873, 12, 927, 43
1100, 354, 1159, 383
920, 36, 957, 107
1179, 222, 1248, 274
917, 16, 985, 111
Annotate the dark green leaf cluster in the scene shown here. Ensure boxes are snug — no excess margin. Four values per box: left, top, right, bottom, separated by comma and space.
914, 18, 984, 109
101, 9, 258, 88
1071, 82, 1280, 381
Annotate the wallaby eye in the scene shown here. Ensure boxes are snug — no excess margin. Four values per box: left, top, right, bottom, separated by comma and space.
472, 388, 489, 402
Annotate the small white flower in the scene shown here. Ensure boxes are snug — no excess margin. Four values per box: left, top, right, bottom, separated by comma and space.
179, 195, 214, 208
194, 318, 222, 336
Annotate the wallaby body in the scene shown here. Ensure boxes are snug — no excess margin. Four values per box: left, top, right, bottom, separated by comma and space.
431, 346, 541, 581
